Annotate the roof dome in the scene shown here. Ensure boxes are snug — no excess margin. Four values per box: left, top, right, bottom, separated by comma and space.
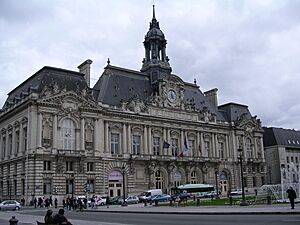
146, 28, 165, 39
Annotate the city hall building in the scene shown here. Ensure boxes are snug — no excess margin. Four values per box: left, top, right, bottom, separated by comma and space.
0, 6, 266, 203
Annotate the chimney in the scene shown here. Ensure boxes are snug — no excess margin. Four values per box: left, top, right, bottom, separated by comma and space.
78, 59, 93, 87
204, 88, 218, 110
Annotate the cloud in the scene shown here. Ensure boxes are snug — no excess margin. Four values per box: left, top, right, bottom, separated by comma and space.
0, 0, 300, 130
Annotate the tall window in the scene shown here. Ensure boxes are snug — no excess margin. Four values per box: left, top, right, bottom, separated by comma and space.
155, 170, 164, 189
87, 162, 95, 172
66, 161, 73, 171
66, 179, 74, 194
246, 138, 253, 158
61, 119, 76, 150
218, 142, 225, 159
15, 130, 20, 154
153, 137, 160, 155
43, 179, 52, 195
8, 133, 12, 156
111, 133, 120, 154
14, 180, 17, 195
21, 179, 25, 195
171, 138, 178, 156
132, 135, 141, 155
188, 140, 195, 157
43, 161, 51, 171
23, 127, 27, 151
87, 179, 95, 193
191, 171, 197, 184
204, 141, 210, 157
2, 136, 6, 157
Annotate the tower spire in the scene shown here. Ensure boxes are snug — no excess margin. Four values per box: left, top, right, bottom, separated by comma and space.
152, 4, 156, 20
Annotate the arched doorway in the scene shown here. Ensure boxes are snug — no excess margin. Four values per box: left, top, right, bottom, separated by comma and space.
108, 171, 124, 198
219, 171, 229, 195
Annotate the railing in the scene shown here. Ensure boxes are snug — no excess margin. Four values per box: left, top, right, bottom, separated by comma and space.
57, 149, 82, 156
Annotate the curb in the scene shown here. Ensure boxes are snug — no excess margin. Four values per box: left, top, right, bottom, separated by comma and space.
85, 209, 300, 215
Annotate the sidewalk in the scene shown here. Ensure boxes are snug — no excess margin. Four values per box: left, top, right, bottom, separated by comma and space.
86, 202, 300, 214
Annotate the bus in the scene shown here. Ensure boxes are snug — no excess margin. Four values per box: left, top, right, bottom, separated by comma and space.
171, 184, 214, 197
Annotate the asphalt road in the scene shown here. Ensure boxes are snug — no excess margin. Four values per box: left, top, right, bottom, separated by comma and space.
2, 209, 300, 225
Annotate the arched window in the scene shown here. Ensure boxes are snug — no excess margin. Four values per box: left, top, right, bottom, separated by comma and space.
61, 119, 76, 150
246, 138, 253, 159
155, 170, 164, 189
190, 171, 197, 184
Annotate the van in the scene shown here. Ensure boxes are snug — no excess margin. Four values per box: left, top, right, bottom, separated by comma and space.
138, 189, 162, 202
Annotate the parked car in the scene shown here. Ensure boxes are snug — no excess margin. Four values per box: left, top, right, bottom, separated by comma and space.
230, 190, 242, 196
125, 196, 139, 204
150, 194, 171, 202
110, 196, 122, 205
0, 200, 21, 210
204, 191, 217, 198
95, 197, 106, 206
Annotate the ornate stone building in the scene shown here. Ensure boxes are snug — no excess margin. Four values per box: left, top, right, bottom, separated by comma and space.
0, 6, 265, 203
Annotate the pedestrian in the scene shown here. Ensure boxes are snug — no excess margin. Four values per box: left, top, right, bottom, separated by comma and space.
286, 186, 297, 209
53, 208, 72, 225
54, 198, 58, 208
106, 195, 110, 208
44, 209, 55, 224
33, 198, 37, 208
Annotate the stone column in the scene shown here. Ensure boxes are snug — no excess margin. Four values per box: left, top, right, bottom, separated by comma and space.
19, 125, 23, 156
52, 114, 58, 149
196, 131, 200, 157
94, 119, 100, 153
143, 125, 148, 155
200, 132, 205, 157
212, 133, 216, 158
122, 123, 127, 154
37, 112, 43, 148
5, 130, 8, 158
260, 138, 264, 160
99, 119, 104, 154
225, 135, 230, 158
148, 126, 152, 155
104, 121, 109, 153
12, 127, 16, 156
80, 118, 85, 150
127, 124, 131, 154
163, 127, 167, 156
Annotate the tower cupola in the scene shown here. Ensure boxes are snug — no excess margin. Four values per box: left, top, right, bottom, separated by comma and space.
141, 5, 172, 76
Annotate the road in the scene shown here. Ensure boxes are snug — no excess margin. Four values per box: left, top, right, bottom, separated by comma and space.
1, 208, 300, 225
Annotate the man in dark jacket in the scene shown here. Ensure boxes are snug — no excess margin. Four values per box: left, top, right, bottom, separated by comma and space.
53, 208, 72, 225
286, 186, 297, 209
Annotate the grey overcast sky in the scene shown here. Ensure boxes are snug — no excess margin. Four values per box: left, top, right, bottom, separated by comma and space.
1, 0, 300, 130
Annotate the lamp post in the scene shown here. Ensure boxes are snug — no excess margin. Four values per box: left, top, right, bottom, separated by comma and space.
238, 148, 248, 206
121, 166, 127, 206
214, 168, 219, 199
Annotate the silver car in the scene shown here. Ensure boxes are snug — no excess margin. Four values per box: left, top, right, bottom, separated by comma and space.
0, 200, 21, 210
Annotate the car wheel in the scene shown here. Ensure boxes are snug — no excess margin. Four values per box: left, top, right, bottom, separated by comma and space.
15, 206, 20, 210
100, 203, 104, 206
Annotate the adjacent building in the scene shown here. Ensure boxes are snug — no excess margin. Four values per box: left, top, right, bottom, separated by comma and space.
0, 6, 265, 203
264, 127, 300, 185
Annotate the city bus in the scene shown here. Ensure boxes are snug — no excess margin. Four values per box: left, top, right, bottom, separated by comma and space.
171, 184, 215, 197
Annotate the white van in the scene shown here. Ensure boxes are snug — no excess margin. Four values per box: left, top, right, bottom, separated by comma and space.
139, 189, 162, 202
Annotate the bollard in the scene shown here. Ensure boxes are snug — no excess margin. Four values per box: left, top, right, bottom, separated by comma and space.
144, 200, 147, 206
9, 216, 18, 225
169, 199, 173, 206
155, 200, 158, 206
197, 198, 200, 206
229, 196, 233, 206
267, 195, 271, 205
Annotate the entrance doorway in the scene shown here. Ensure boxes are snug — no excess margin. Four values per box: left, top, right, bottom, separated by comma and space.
108, 171, 123, 198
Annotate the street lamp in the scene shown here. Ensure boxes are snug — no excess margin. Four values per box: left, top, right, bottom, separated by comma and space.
121, 166, 127, 206
214, 168, 219, 199
238, 148, 248, 206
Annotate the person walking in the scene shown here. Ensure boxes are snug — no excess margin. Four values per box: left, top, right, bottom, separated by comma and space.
286, 186, 297, 209
54, 198, 58, 208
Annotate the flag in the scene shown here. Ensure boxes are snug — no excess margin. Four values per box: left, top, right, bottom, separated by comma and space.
163, 141, 170, 148
179, 136, 190, 157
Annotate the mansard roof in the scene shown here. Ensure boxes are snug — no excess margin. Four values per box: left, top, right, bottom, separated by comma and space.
218, 102, 252, 123
263, 127, 300, 148
2, 66, 89, 110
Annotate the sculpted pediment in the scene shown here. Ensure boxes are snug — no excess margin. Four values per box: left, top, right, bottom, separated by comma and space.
38, 91, 97, 110
236, 114, 263, 133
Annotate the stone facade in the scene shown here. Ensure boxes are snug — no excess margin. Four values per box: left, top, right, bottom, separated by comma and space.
0, 6, 266, 204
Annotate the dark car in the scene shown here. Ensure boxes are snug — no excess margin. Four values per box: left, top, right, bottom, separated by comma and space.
110, 196, 122, 205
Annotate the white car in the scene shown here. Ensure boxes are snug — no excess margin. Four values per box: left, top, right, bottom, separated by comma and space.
0, 200, 21, 210
230, 190, 242, 196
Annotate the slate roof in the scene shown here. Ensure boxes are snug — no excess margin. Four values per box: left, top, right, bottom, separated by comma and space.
218, 103, 252, 123
2, 66, 88, 110
263, 127, 300, 148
